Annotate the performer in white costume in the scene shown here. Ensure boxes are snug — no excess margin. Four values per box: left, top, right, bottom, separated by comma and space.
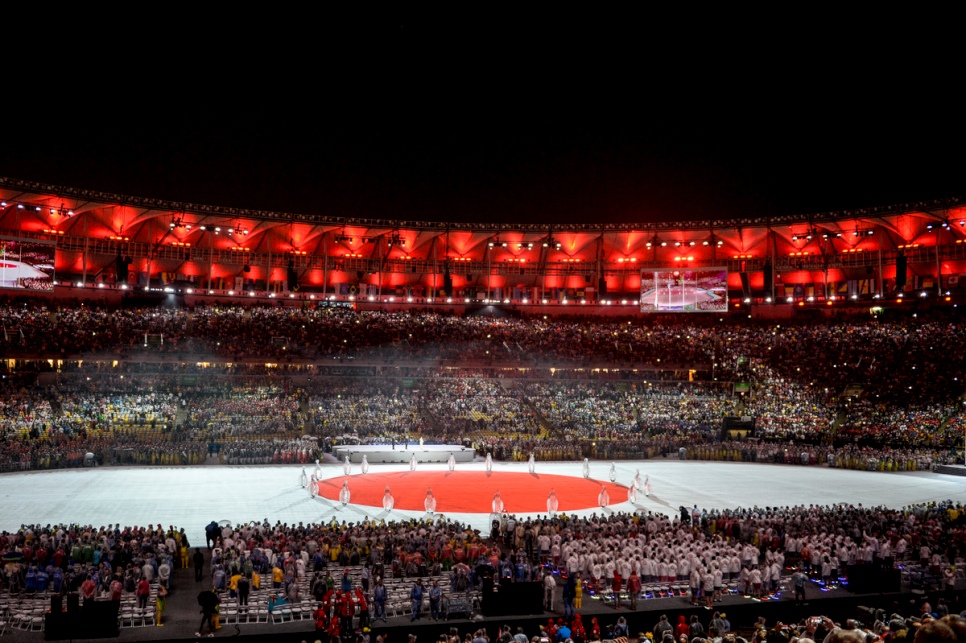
424, 488, 437, 514
547, 488, 559, 515
633, 469, 643, 490
492, 491, 504, 514
582, 458, 590, 479
627, 484, 638, 504
383, 486, 394, 511
299, 468, 308, 488
598, 485, 610, 508
644, 474, 651, 497
410, 453, 417, 471
310, 473, 318, 496
361, 455, 369, 474
528, 453, 536, 473
609, 463, 617, 482
344, 455, 352, 475
315, 459, 323, 479
339, 480, 351, 506
485, 453, 493, 472
448, 453, 456, 471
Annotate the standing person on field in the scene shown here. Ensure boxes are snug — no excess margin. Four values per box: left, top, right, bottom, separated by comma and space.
410, 578, 424, 621
544, 570, 556, 612
627, 569, 642, 610
612, 569, 623, 609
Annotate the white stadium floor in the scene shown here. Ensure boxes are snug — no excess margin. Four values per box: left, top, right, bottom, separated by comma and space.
1, 459, 963, 547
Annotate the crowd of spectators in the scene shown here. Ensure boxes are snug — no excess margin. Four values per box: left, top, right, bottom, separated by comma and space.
3, 299, 966, 473
179, 498, 966, 640
0, 522, 188, 600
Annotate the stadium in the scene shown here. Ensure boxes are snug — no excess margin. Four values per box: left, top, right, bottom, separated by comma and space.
1, 167, 966, 643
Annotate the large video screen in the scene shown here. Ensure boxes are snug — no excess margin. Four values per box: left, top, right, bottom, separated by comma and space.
0, 237, 55, 291
640, 267, 728, 313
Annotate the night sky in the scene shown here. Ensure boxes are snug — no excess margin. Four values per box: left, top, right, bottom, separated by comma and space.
1, 18, 962, 226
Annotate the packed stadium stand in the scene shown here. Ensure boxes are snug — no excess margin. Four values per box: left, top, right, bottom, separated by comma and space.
2, 179, 966, 642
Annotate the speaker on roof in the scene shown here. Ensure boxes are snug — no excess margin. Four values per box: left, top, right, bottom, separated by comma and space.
243, 264, 250, 273
443, 272, 453, 297
598, 277, 607, 294
762, 261, 773, 292
895, 253, 907, 289
740, 272, 751, 298
115, 255, 129, 283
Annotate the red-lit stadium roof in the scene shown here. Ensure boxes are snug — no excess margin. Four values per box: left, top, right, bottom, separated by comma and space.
2, 176, 965, 303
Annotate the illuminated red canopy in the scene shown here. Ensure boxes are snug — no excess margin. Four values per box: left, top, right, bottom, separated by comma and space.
1, 176, 964, 301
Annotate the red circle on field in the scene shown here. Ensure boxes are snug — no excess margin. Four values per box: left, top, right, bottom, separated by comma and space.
316, 471, 627, 513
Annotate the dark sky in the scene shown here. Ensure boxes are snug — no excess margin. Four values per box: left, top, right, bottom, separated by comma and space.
1, 17, 962, 226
